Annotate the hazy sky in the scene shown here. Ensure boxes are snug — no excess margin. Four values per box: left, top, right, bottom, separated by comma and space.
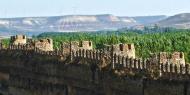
0, 0, 189, 18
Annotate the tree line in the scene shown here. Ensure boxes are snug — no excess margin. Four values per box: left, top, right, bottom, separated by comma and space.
37, 29, 190, 63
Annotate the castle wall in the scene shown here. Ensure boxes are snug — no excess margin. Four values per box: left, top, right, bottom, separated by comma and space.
0, 45, 190, 95
187, 82, 190, 95
105, 78, 143, 95
144, 79, 185, 95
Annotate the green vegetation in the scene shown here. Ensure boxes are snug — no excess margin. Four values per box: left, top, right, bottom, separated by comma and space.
37, 29, 190, 62
1, 38, 10, 47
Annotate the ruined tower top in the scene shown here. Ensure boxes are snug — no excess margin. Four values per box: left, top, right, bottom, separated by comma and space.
104, 43, 135, 58
61, 41, 93, 55
159, 52, 185, 65
62, 41, 93, 50
35, 38, 53, 51
78, 41, 93, 50
10, 35, 27, 45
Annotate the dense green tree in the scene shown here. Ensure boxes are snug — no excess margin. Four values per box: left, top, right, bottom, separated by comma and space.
37, 29, 190, 63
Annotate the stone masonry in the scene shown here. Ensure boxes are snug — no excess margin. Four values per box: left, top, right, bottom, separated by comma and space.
159, 52, 185, 64
34, 38, 53, 51
62, 41, 93, 55
10, 35, 27, 45
104, 43, 135, 58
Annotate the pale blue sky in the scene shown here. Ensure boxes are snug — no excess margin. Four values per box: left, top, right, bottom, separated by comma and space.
0, 0, 189, 18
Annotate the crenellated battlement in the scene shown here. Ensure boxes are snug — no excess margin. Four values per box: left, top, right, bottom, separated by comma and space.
62, 40, 93, 51
159, 63, 190, 79
104, 43, 135, 58
156, 52, 186, 65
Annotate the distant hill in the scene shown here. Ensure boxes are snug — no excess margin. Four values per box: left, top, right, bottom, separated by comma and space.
156, 13, 190, 29
1, 13, 190, 37
0, 14, 138, 34
132, 15, 167, 24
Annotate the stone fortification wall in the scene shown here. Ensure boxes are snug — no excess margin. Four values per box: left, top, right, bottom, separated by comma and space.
0, 41, 189, 95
